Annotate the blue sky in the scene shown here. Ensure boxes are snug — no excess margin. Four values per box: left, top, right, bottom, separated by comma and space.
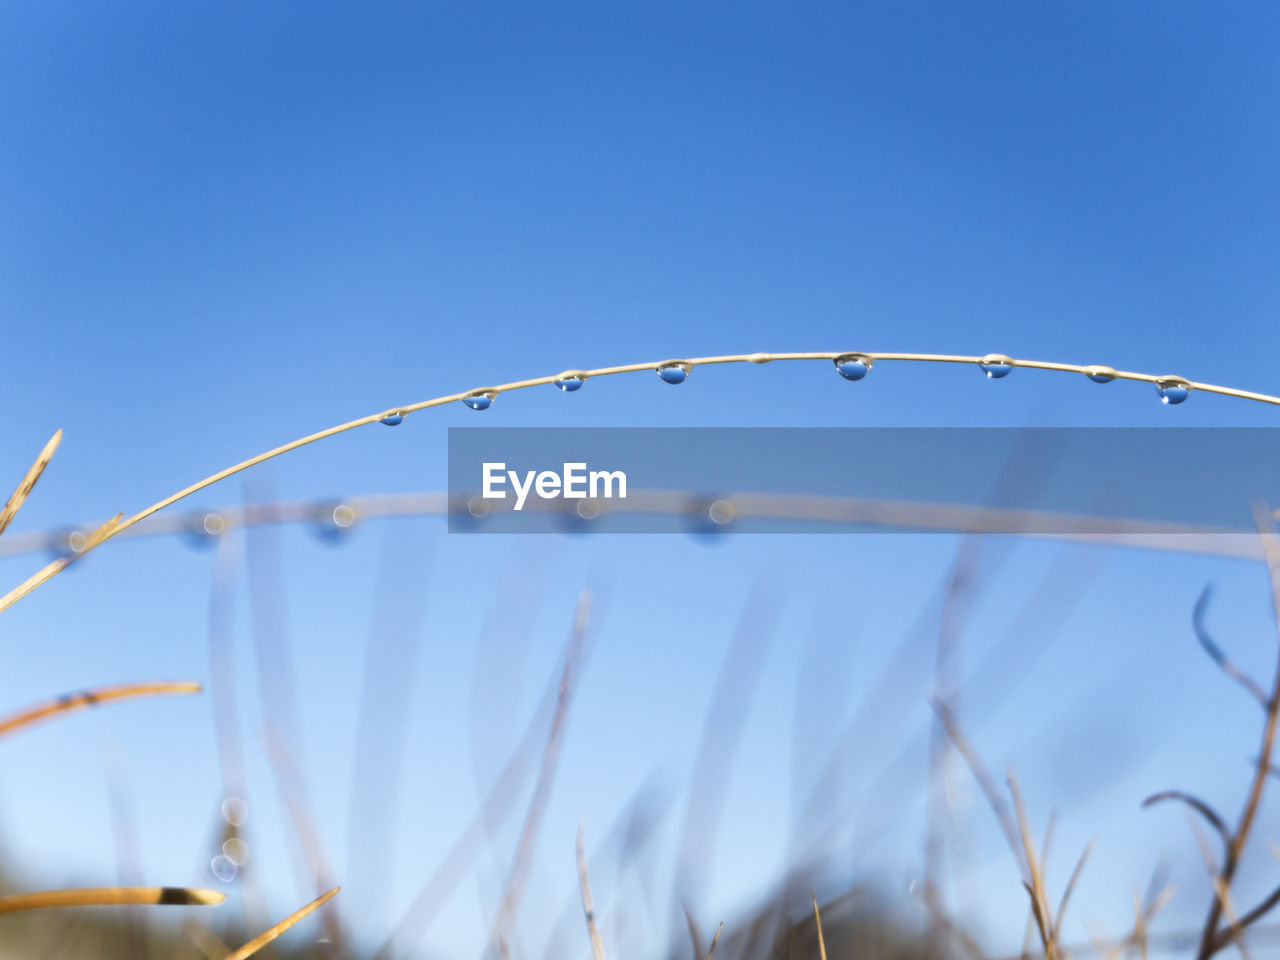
2, 2, 1280, 957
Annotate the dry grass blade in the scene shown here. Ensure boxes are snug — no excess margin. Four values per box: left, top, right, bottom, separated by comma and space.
374, 641, 573, 960
682, 903, 706, 960
488, 590, 593, 954
0, 886, 224, 914
0, 680, 200, 739
1133, 889, 1149, 960
929, 699, 1025, 873
0, 512, 121, 614
1007, 771, 1050, 931
705, 922, 724, 960
931, 700, 1059, 957
1052, 837, 1095, 942
223, 886, 340, 960
577, 819, 606, 960
0, 429, 61, 539
812, 894, 828, 960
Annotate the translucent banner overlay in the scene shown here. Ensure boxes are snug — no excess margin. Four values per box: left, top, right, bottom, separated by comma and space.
446, 428, 1280, 535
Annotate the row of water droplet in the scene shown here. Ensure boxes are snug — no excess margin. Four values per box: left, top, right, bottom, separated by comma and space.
827, 353, 1188, 404
375, 355, 1194, 425
210, 796, 250, 883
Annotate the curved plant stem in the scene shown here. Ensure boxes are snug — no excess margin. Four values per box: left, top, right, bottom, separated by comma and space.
3, 350, 1278, 614
0, 680, 200, 739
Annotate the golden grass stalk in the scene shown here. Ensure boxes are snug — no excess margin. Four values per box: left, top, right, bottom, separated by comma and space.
0, 886, 224, 914
223, 886, 340, 960
3, 350, 1278, 614
705, 921, 724, 960
0, 429, 61, 539
811, 894, 827, 960
576, 818, 606, 960
0, 680, 201, 739
0, 512, 120, 612
1007, 770, 1056, 960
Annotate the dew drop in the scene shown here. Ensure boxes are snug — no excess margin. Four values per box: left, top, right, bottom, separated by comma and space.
48, 529, 88, 563
656, 361, 691, 384
978, 354, 1014, 379
833, 353, 873, 381
462, 390, 496, 411
747, 353, 772, 364
221, 797, 248, 826
707, 499, 736, 526
554, 372, 587, 392
380, 411, 405, 426
1083, 365, 1117, 384
576, 499, 602, 520
222, 838, 250, 865
466, 495, 492, 519
1155, 376, 1191, 405
183, 512, 225, 550
210, 855, 237, 883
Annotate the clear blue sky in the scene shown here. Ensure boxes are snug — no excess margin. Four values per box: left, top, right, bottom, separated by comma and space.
2, 3, 1280, 957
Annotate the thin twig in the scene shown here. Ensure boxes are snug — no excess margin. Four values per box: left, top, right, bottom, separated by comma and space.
1141, 790, 1230, 854
1193, 584, 1269, 707
1195, 504, 1280, 960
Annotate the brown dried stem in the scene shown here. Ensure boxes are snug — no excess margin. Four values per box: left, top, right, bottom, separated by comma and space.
0, 680, 200, 739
